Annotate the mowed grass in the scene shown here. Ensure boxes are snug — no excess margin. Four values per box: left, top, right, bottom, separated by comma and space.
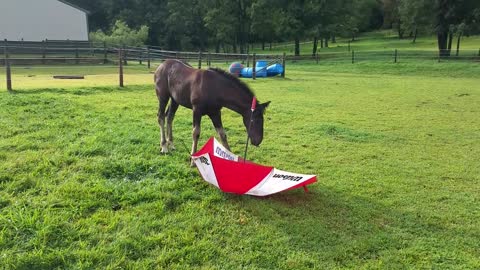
0, 61, 479, 269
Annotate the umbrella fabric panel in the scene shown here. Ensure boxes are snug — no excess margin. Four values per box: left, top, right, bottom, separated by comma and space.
194, 153, 220, 188
245, 168, 317, 196
211, 155, 273, 194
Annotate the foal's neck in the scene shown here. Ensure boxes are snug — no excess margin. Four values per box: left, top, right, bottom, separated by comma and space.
224, 90, 254, 117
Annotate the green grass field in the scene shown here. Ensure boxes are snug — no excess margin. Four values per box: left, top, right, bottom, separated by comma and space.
1, 59, 480, 269
254, 30, 480, 55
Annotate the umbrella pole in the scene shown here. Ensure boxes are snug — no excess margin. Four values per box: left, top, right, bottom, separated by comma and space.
243, 97, 257, 162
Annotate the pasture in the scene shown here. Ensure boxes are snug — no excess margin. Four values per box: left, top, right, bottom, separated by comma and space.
1, 61, 479, 269
258, 30, 480, 55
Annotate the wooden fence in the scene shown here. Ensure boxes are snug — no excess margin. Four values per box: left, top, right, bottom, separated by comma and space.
2, 39, 479, 91
2, 39, 478, 65
0, 41, 287, 90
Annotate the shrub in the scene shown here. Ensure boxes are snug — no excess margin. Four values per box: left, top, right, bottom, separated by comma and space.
89, 20, 149, 47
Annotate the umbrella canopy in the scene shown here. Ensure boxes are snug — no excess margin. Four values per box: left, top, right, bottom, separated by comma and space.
192, 137, 317, 196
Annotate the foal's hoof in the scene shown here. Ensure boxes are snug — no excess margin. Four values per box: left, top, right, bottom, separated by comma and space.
160, 145, 169, 154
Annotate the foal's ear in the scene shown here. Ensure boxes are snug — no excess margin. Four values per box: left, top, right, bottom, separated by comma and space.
260, 101, 271, 115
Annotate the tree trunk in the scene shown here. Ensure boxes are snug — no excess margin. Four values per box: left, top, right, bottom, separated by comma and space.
320, 38, 324, 48
269, 42, 272, 50
437, 31, 449, 57
233, 36, 238, 53
447, 31, 453, 55
456, 33, 461, 56
312, 37, 318, 56
436, 0, 450, 57
215, 41, 220, 53
332, 35, 336, 43
262, 41, 265, 50
412, 28, 418, 43
294, 37, 300, 56
398, 28, 404, 39
325, 37, 329, 48
397, 20, 404, 39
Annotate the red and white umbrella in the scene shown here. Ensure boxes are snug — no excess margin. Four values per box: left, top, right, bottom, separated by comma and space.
192, 137, 317, 196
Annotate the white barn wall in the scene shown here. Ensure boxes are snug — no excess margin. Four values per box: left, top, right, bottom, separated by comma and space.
0, 0, 89, 41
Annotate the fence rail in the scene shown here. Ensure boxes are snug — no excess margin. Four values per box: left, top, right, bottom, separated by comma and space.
2, 39, 479, 91
2, 40, 479, 65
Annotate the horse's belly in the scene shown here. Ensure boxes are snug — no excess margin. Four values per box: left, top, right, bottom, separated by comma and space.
169, 86, 193, 109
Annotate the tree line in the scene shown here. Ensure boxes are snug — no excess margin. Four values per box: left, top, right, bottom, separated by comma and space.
69, 0, 480, 56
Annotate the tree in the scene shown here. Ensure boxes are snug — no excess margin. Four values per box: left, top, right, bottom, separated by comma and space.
338, 0, 381, 41
89, 20, 149, 46
398, 0, 431, 43
250, 0, 279, 50
164, 0, 207, 50
398, 0, 479, 56
202, 0, 252, 53
276, 0, 315, 56
309, 0, 341, 51
203, 0, 238, 52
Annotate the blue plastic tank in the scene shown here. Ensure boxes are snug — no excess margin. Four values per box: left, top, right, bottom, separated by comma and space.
255, 60, 268, 77
266, 63, 284, 77
240, 67, 253, 78
240, 60, 269, 78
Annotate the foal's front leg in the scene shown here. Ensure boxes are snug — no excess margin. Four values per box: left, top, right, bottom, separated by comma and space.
158, 98, 169, 154
190, 108, 202, 167
166, 100, 179, 151
209, 111, 230, 150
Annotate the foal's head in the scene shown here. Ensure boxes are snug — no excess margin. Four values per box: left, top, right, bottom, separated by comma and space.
245, 101, 271, 146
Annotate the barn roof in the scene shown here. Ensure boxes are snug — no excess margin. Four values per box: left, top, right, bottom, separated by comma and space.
57, 0, 91, 15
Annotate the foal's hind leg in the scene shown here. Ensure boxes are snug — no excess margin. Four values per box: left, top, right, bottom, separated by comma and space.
157, 97, 169, 154
166, 99, 179, 150
209, 111, 230, 150
191, 107, 202, 167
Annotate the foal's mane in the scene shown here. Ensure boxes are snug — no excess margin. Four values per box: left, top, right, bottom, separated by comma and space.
208, 67, 254, 97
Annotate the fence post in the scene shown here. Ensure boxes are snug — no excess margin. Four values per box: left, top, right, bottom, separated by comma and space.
75, 46, 79, 64
147, 47, 151, 69
122, 45, 128, 65
352, 50, 355, 64
282, 52, 286, 78
198, 51, 202, 69
139, 48, 143, 65
4, 39, 12, 91
394, 49, 398, 63
207, 52, 211, 67
90, 40, 94, 56
119, 49, 124, 87
252, 53, 256, 80
42, 40, 46, 64
103, 42, 108, 64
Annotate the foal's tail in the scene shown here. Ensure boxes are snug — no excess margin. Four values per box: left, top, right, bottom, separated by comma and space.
154, 62, 170, 99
